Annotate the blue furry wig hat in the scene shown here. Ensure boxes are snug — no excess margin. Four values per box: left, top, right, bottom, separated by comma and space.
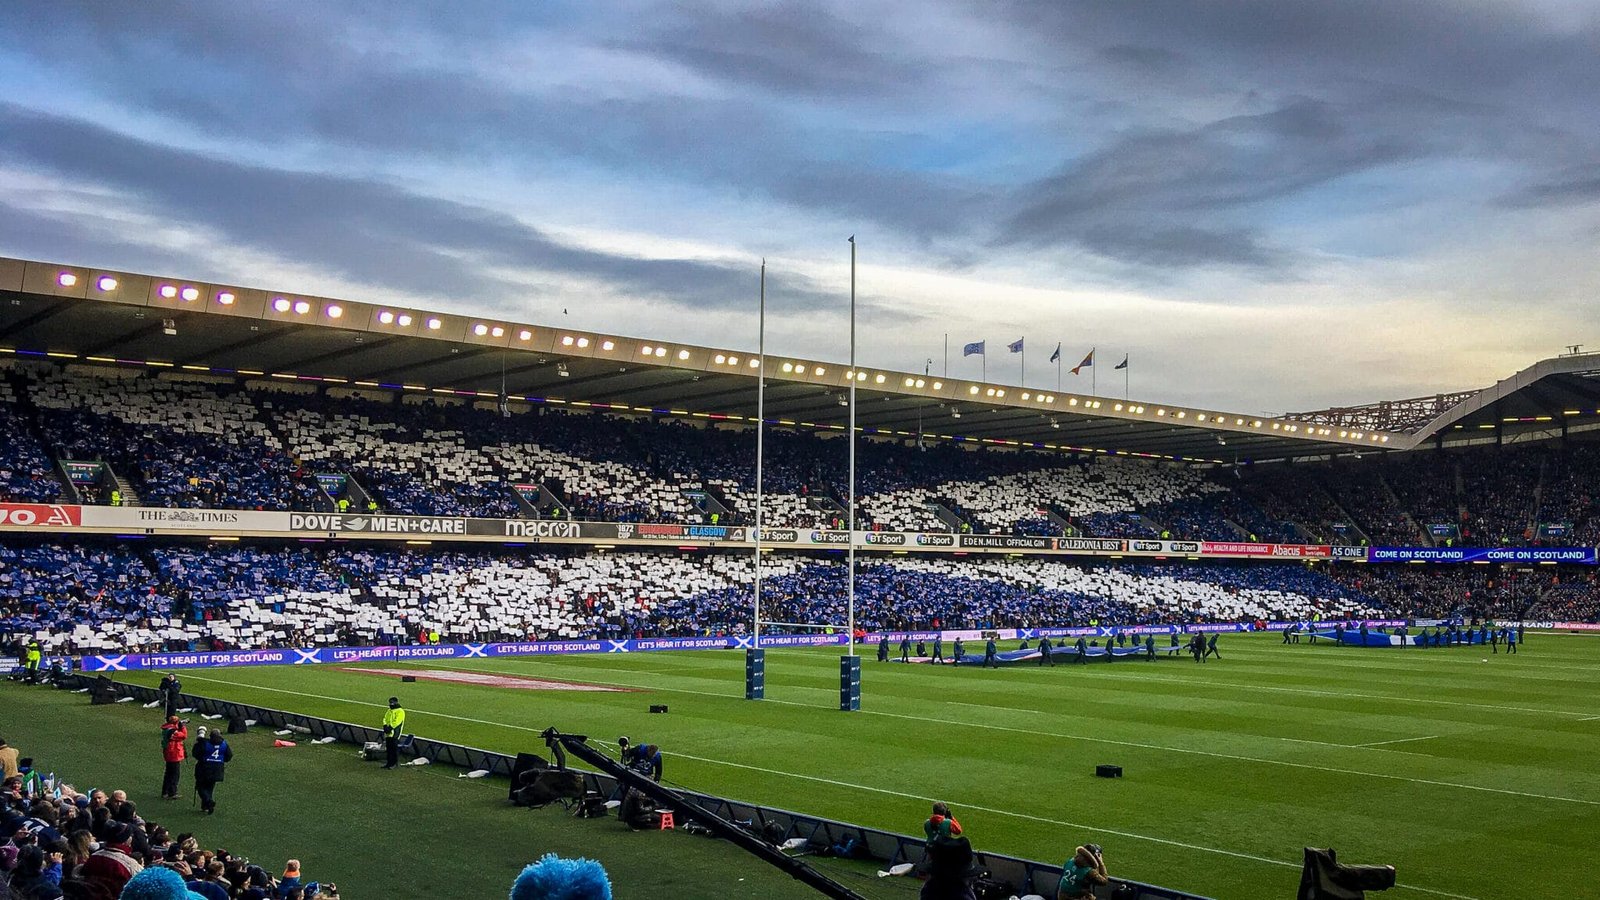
118, 865, 208, 900
511, 853, 613, 900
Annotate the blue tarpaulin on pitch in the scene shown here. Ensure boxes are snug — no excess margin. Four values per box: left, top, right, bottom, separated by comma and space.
949, 644, 1154, 665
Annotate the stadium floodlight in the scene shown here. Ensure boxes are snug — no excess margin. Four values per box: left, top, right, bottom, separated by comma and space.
397, 314, 413, 326
932, 381, 942, 390
426, 317, 442, 330
915, 379, 925, 388
969, 386, 979, 395
813, 367, 825, 375
326, 305, 343, 319
782, 362, 794, 373
576, 337, 590, 348
215, 291, 235, 305
473, 324, 489, 336
292, 300, 311, 315
518, 330, 532, 341
159, 284, 178, 299
56, 271, 78, 287
601, 340, 614, 351
271, 297, 291, 313
748, 358, 759, 368
726, 355, 737, 365
492, 326, 505, 338
640, 344, 653, 355
677, 349, 690, 360
180, 286, 200, 302
655, 347, 667, 357
378, 310, 395, 324
95, 275, 117, 292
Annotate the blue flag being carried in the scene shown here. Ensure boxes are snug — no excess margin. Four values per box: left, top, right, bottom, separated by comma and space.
962, 341, 985, 357
1049, 343, 1061, 363
1008, 338, 1024, 353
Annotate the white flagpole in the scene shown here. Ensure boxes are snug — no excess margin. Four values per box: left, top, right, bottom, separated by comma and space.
754, 261, 765, 649
847, 236, 857, 657
1092, 347, 1097, 396
1124, 353, 1129, 400
1021, 341, 1025, 386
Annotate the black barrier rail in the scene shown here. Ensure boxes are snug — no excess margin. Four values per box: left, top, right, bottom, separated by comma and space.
63, 675, 1213, 900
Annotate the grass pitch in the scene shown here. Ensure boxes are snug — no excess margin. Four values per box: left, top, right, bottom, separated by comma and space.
17, 632, 1600, 900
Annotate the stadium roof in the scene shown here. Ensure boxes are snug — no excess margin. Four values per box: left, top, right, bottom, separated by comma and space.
0, 254, 1489, 464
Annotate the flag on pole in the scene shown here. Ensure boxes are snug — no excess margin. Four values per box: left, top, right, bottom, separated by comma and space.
1007, 338, 1024, 353
1114, 354, 1129, 370
1071, 349, 1095, 375
1049, 343, 1061, 363
962, 341, 985, 357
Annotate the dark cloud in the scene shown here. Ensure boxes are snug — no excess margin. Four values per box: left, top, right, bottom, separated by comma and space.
0, 103, 834, 316
1000, 98, 1427, 269
1502, 165, 1600, 208
1, 0, 1598, 282
617, 2, 922, 98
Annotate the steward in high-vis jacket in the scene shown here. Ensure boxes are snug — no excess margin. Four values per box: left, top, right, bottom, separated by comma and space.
381, 697, 406, 769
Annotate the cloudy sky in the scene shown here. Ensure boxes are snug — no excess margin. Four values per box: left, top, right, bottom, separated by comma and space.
1, 1, 1597, 414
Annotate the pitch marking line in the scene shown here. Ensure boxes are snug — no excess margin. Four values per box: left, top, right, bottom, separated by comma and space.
1579, 715, 1600, 722
160, 672, 1479, 900
945, 700, 1361, 749
1357, 735, 1443, 748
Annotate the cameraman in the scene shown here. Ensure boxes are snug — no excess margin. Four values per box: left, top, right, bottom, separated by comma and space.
158, 672, 183, 717
160, 715, 188, 800
1057, 844, 1108, 900
617, 736, 663, 782
192, 726, 233, 814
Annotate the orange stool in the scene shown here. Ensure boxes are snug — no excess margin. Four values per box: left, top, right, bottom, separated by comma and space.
658, 810, 675, 830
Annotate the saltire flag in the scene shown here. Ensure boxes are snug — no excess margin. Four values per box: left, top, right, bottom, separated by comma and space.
1008, 338, 1024, 353
1114, 354, 1129, 370
962, 341, 985, 357
1071, 348, 1095, 375
1049, 343, 1061, 363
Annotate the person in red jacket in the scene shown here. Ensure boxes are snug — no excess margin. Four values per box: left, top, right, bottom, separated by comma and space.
161, 714, 188, 800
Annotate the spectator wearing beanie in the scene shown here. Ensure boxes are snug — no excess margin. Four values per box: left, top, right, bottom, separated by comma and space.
118, 866, 207, 900
82, 820, 143, 896
511, 853, 613, 900
10, 843, 64, 900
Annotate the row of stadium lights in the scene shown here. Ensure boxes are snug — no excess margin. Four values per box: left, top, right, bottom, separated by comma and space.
64, 268, 1391, 445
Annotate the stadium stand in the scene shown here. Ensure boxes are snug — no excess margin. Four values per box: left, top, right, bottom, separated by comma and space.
5, 363, 1600, 548
2, 542, 1405, 654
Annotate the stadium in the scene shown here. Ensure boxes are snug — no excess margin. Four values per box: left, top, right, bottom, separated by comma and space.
5, 7, 1600, 900
1, 251, 1597, 900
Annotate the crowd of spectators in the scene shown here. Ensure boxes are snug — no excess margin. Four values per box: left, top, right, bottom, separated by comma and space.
1, 540, 1429, 655
3, 362, 1600, 549
1, 773, 333, 899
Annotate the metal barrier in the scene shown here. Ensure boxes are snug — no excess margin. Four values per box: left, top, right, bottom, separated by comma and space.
65, 674, 1213, 900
